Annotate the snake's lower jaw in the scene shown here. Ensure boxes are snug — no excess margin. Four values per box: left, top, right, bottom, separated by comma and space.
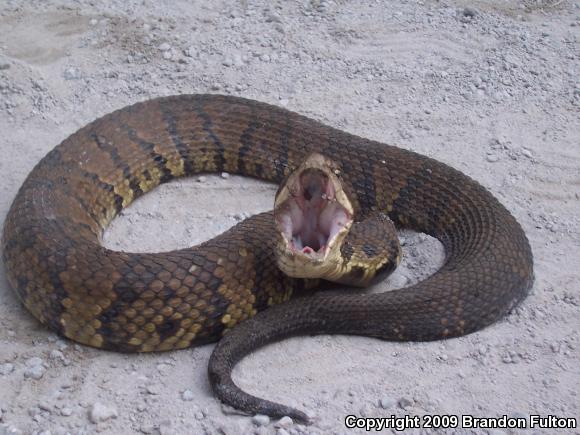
274, 153, 354, 279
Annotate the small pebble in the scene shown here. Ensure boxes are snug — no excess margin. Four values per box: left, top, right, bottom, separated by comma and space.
197, 176, 207, 183
221, 172, 230, 179
158, 43, 171, 52
89, 402, 118, 423
0, 63, 10, 70
158, 420, 172, 435
146, 385, 159, 395
24, 357, 46, 380
462, 7, 478, 18
398, 397, 413, 409
276, 416, 293, 428
486, 154, 500, 163
181, 390, 194, 401
0, 424, 22, 435
39, 402, 52, 412
0, 363, 15, 375
359, 404, 374, 417
379, 396, 396, 409
49, 350, 64, 360
63, 68, 81, 80
60, 407, 72, 417
252, 414, 270, 426
140, 423, 155, 434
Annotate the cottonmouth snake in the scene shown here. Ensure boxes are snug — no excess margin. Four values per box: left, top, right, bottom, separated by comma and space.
2, 94, 534, 422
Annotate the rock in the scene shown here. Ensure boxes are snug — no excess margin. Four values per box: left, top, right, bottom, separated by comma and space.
0, 363, 14, 376
379, 396, 396, 409
60, 407, 72, 417
24, 357, 46, 380
0, 424, 22, 435
398, 397, 413, 410
181, 389, 194, 401
89, 402, 118, 423
521, 148, 533, 159
158, 419, 172, 435
275, 416, 293, 428
359, 404, 374, 417
158, 43, 171, 51
146, 385, 160, 395
49, 350, 64, 361
486, 154, 500, 163
252, 414, 270, 426
388, 273, 409, 288
38, 402, 52, 412
140, 423, 156, 434
462, 7, 478, 18
221, 172, 230, 179
63, 68, 81, 80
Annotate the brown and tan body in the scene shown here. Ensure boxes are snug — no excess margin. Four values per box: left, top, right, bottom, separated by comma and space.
2, 95, 533, 419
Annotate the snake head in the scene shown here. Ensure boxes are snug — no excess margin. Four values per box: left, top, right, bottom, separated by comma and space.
274, 153, 354, 280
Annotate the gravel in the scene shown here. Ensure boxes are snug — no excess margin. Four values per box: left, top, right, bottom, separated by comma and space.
252, 414, 270, 426
275, 416, 293, 428
378, 396, 396, 410
0, 364, 14, 376
398, 397, 414, 410
181, 389, 194, 401
0, 0, 578, 434
23, 358, 46, 380
88, 402, 118, 424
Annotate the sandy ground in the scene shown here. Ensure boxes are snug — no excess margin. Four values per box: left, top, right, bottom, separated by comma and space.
0, 1, 579, 434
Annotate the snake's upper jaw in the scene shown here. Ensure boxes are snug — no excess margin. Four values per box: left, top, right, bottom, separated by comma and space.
274, 153, 353, 279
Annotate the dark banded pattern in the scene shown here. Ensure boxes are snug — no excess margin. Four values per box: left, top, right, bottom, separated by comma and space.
2, 94, 533, 420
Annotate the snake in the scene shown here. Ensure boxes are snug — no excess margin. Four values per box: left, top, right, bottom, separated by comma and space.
2, 94, 534, 423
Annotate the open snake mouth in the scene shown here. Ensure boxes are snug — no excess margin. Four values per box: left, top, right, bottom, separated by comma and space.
274, 154, 353, 261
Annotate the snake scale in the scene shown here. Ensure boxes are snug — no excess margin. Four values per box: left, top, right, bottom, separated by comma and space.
2, 94, 534, 422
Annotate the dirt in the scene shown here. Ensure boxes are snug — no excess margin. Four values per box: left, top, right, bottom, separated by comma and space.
0, 1, 578, 434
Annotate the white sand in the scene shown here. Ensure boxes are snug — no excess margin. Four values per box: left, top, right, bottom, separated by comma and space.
0, 1, 578, 434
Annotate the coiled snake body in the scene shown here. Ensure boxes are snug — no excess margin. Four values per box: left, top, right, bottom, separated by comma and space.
2, 95, 533, 421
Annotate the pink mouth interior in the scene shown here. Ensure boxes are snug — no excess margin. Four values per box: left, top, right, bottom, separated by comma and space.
277, 169, 351, 255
